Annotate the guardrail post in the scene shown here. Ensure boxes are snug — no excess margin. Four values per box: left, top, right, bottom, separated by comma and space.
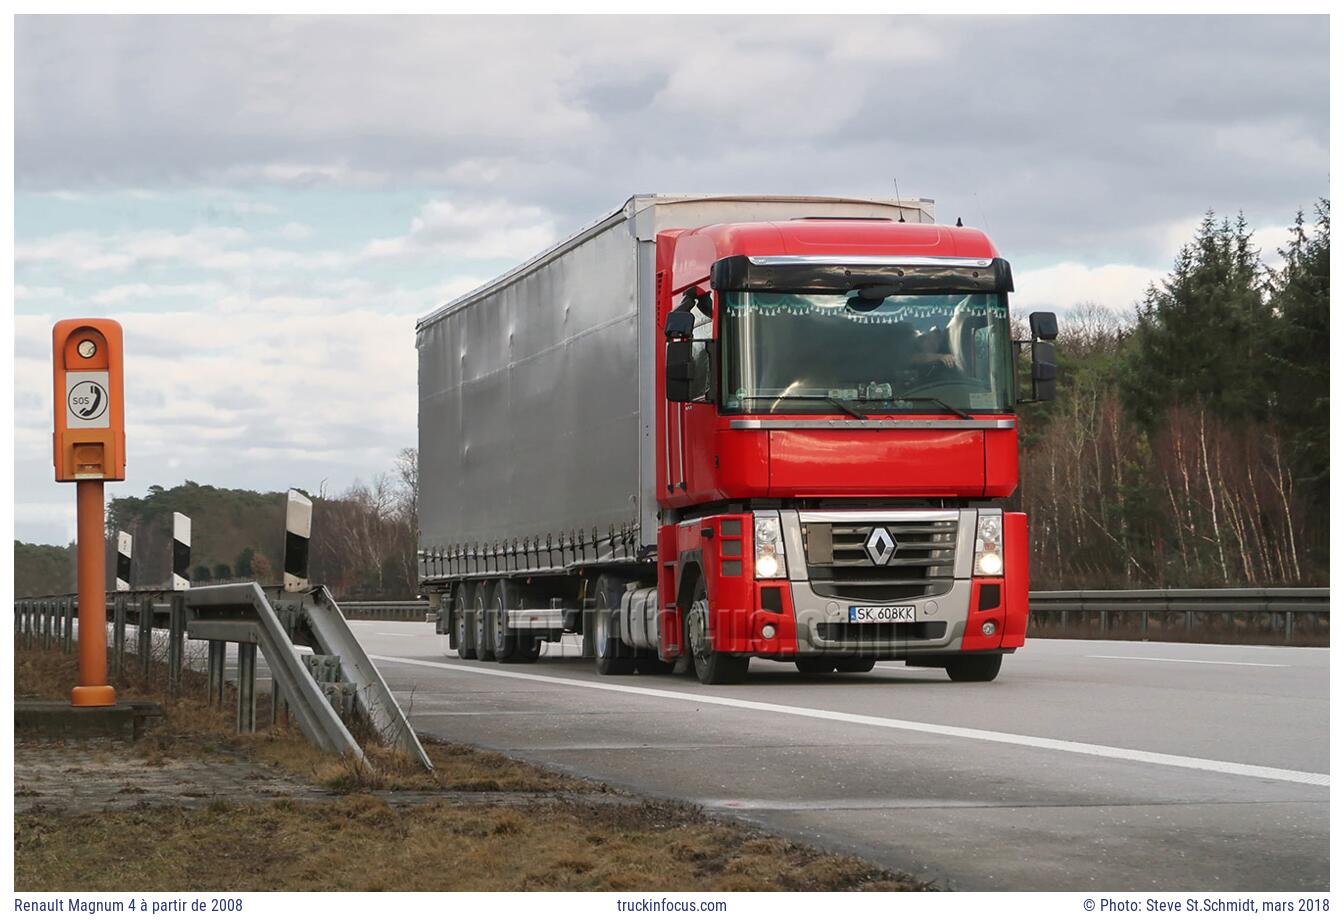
24, 600, 34, 648
1285, 611, 1295, 643
43, 600, 53, 649
112, 595, 127, 680
237, 643, 257, 733
1185, 610, 1194, 635
138, 597, 154, 679
168, 595, 185, 695
63, 598, 75, 653
1099, 610, 1108, 636
1141, 610, 1149, 639
207, 640, 226, 706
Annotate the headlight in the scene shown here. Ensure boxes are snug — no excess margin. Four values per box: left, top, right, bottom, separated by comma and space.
974, 511, 1004, 577
753, 511, 786, 579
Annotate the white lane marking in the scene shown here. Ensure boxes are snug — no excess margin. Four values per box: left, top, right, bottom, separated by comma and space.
372, 655, 1328, 787
376, 632, 415, 637
1088, 655, 1288, 668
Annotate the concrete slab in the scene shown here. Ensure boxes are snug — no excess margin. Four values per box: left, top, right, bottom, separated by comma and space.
15, 700, 164, 741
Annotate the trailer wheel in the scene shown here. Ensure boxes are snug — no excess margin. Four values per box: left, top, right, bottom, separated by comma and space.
686, 577, 749, 685
593, 575, 636, 676
945, 654, 1002, 682
834, 657, 877, 674
490, 579, 520, 662
472, 581, 496, 662
795, 658, 836, 675
452, 583, 477, 660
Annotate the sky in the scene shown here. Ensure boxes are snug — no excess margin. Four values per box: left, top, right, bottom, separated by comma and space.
12, 14, 1330, 545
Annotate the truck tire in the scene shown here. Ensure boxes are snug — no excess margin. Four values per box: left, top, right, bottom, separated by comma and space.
835, 657, 877, 674
686, 577, 749, 685
593, 574, 637, 675
452, 583, 477, 660
471, 581, 495, 662
945, 654, 1002, 682
795, 658, 836, 675
489, 579, 519, 662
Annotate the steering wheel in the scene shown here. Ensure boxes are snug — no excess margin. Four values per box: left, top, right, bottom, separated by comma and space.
908, 362, 974, 390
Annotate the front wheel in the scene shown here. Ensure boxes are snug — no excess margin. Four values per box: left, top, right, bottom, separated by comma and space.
686, 578, 749, 685
945, 654, 1002, 682
795, 658, 835, 675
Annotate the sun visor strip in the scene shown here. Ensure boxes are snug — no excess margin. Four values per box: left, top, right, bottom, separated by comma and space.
710, 255, 1014, 294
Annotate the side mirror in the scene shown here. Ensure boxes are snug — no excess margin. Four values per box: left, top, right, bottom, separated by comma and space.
1031, 341, 1057, 402
666, 340, 693, 402
1029, 311, 1058, 341
665, 311, 695, 341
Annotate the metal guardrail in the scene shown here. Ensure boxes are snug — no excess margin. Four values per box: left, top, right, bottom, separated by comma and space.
337, 600, 433, 621
1028, 587, 1327, 643
14, 586, 435, 767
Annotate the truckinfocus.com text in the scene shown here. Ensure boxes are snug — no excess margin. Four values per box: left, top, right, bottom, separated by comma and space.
615, 898, 729, 912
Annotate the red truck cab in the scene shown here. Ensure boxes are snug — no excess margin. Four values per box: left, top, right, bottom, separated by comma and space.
644, 218, 1056, 683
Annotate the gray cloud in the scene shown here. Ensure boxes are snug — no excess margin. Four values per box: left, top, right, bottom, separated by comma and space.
17, 15, 1328, 266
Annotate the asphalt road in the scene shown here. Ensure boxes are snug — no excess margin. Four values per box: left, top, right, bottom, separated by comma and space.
351, 623, 1328, 891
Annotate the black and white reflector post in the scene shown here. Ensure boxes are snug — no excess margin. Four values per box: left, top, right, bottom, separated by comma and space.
171, 512, 191, 590
115, 531, 133, 591
283, 489, 312, 593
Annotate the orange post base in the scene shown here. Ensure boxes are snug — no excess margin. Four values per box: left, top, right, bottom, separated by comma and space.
71, 685, 117, 707
72, 479, 116, 708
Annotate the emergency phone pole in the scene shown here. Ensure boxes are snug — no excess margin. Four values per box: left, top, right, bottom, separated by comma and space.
52, 318, 126, 708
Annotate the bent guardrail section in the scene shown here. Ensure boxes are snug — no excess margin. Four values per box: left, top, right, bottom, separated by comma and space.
296, 586, 432, 770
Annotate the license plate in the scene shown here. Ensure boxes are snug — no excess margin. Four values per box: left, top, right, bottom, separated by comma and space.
848, 605, 916, 623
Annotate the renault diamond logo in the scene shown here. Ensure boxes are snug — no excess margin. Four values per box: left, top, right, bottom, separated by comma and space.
865, 527, 897, 565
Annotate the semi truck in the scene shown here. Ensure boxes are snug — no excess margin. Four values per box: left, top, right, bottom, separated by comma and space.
417, 194, 1057, 684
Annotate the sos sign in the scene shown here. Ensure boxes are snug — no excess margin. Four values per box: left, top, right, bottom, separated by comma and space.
53, 319, 125, 482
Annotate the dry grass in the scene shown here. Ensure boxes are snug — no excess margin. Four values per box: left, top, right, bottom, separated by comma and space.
14, 640, 931, 892
15, 796, 921, 891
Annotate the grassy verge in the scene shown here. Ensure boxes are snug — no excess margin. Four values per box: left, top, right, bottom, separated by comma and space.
14, 642, 930, 891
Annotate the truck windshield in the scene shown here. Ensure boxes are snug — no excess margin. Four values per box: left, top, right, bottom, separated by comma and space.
720, 291, 1014, 415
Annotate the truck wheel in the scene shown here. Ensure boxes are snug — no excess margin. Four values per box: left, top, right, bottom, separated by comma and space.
686, 577, 749, 685
472, 582, 495, 662
835, 657, 877, 674
593, 574, 637, 675
795, 658, 835, 675
452, 583, 477, 660
945, 654, 1002, 682
490, 579, 519, 662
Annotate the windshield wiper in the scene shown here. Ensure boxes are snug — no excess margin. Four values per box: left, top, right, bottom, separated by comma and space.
740, 394, 868, 420
887, 394, 972, 420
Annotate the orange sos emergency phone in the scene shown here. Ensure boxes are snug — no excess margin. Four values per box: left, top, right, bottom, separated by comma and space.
53, 319, 126, 482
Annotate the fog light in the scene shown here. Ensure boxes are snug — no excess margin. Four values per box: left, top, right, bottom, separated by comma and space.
977, 551, 1003, 576
755, 553, 781, 579
981, 621, 997, 636
761, 623, 777, 640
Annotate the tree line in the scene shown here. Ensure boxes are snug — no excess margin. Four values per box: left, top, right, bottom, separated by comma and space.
1013, 203, 1328, 587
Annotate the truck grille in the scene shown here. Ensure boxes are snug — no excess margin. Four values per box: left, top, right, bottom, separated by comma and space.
802, 519, 957, 601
